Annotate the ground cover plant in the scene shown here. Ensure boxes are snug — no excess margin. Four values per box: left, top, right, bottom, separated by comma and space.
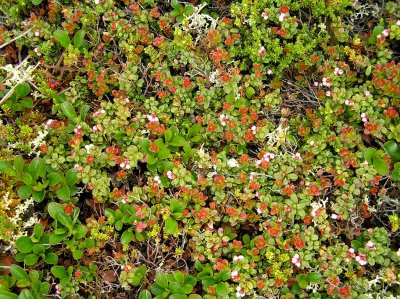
0, 0, 400, 298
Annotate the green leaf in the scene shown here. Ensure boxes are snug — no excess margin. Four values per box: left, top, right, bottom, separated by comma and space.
164, 128, 173, 142
164, 217, 178, 235
49, 233, 67, 245
216, 282, 228, 296
147, 155, 158, 165
44, 252, 58, 264
306, 272, 321, 283
188, 295, 202, 299
0, 161, 15, 176
47, 172, 62, 186
188, 123, 202, 138
73, 30, 85, 49
29, 157, 46, 179
158, 148, 171, 160
155, 272, 168, 289
32, 190, 45, 202
183, 5, 194, 15
10, 264, 29, 280
392, 162, 400, 180
51, 266, 68, 279
31, 0, 43, 5
33, 223, 44, 238
245, 86, 255, 99
170, 198, 185, 213
138, 290, 152, 299
48, 202, 64, 219
56, 185, 70, 201
14, 156, 24, 174
21, 173, 33, 185
65, 168, 79, 185
171, 0, 181, 9
53, 30, 70, 48
17, 185, 32, 199
72, 249, 84, 260
0, 291, 18, 299
368, 25, 385, 44
296, 274, 308, 289
373, 158, 389, 176
24, 254, 39, 266
384, 141, 400, 162
201, 276, 216, 286
15, 83, 30, 99
173, 271, 185, 284
60, 102, 77, 120
170, 136, 186, 147
20, 98, 33, 108
16, 236, 34, 253
18, 289, 34, 299
169, 282, 182, 294
32, 244, 45, 255
364, 148, 376, 164
120, 229, 133, 245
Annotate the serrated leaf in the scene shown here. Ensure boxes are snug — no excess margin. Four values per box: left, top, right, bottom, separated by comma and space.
53, 30, 70, 48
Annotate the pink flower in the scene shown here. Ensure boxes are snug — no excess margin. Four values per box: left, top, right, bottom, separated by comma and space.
154, 176, 161, 184
258, 46, 266, 57
355, 253, 367, 266
231, 270, 239, 281
236, 286, 245, 297
233, 255, 244, 262
135, 221, 147, 233
261, 12, 269, 20
93, 109, 105, 117
147, 113, 159, 122
292, 254, 301, 267
366, 240, 376, 250
219, 114, 228, 126
279, 12, 286, 22
166, 170, 174, 179
382, 29, 390, 37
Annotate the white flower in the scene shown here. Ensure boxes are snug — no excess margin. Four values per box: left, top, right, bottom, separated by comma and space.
322, 77, 330, 87
279, 12, 286, 22
331, 214, 338, 219
382, 29, 390, 37
34, 31, 40, 37
94, 0, 100, 4
124, 98, 130, 103
397, 20, 400, 26
251, 125, 257, 133
397, 248, 400, 257
266, 69, 272, 75
257, 208, 262, 214
310, 141, 315, 146
294, 153, 301, 160
166, 170, 174, 179
154, 176, 161, 184
366, 240, 375, 249
326, 90, 332, 96
261, 12, 269, 20
364, 90, 370, 96
349, 248, 355, 254
85, 144, 94, 154
227, 158, 239, 168
93, 109, 105, 117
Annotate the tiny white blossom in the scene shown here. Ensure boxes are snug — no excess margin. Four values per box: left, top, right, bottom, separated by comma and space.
94, 0, 100, 4
382, 29, 390, 37
154, 176, 161, 184
236, 286, 245, 297
364, 90, 370, 96
331, 214, 338, 219
227, 158, 239, 168
279, 12, 286, 22
261, 12, 269, 20
85, 144, 94, 154
266, 69, 272, 75
258, 46, 266, 57
233, 255, 244, 262
166, 170, 174, 179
